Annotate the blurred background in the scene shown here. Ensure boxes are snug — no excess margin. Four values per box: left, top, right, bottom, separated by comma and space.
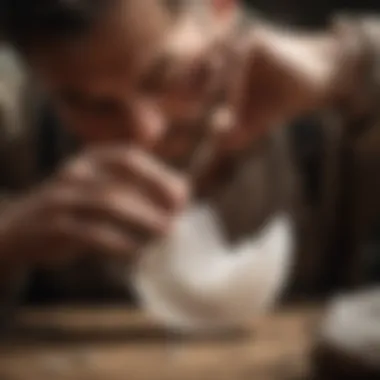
1, 1, 380, 379
5, 0, 377, 305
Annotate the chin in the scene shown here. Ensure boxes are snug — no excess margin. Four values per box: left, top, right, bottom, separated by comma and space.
131, 203, 295, 334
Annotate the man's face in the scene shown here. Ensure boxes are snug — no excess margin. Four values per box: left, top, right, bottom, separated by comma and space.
30, 0, 232, 164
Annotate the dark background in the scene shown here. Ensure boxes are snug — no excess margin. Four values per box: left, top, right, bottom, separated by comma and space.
244, 0, 380, 27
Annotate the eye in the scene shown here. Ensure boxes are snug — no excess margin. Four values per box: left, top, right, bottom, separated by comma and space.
187, 59, 212, 92
58, 90, 122, 119
87, 98, 121, 118
59, 91, 84, 111
139, 54, 214, 102
139, 56, 172, 95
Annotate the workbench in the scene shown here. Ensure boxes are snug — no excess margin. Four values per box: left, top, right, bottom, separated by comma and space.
0, 305, 322, 380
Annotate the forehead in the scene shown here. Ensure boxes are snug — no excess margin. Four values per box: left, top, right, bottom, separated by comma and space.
30, 0, 176, 91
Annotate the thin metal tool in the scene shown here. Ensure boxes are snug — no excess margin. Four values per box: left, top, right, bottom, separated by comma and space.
186, 106, 233, 185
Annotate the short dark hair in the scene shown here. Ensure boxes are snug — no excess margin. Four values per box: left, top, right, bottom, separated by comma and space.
1, 0, 118, 50
1, 0, 184, 52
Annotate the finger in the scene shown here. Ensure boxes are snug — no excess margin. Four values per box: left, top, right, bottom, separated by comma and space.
92, 146, 190, 209
57, 155, 100, 183
56, 216, 138, 258
59, 186, 170, 238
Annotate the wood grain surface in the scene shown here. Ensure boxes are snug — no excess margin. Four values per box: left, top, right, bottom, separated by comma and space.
0, 305, 322, 380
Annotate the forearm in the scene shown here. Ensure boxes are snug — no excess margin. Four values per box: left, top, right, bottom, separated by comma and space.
238, 16, 380, 131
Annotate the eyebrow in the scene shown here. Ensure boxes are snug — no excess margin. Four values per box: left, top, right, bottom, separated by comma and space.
58, 89, 88, 106
58, 89, 120, 111
150, 54, 172, 76
140, 53, 174, 89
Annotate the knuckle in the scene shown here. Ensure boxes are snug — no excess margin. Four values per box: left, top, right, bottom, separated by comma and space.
65, 157, 93, 180
41, 186, 63, 208
102, 146, 143, 178
50, 215, 70, 237
124, 145, 140, 160
43, 188, 74, 213
123, 146, 146, 170
169, 175, 190, 208
91, 186, 118, 211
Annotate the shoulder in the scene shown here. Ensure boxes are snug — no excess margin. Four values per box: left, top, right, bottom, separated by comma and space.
0, 46, 73, 190
0, 45, 41, 189
0, 46, 30, 145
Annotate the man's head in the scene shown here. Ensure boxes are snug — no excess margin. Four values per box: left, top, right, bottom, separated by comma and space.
2, 0, 240, 161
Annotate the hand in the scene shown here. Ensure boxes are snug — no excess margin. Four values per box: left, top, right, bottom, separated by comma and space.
0, 145, 189, 266
218, 24, 354, 150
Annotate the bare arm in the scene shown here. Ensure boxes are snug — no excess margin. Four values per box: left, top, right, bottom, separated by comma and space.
219, 14, 380, 149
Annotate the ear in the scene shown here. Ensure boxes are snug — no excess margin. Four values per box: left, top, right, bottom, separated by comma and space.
210, 0, 237, 18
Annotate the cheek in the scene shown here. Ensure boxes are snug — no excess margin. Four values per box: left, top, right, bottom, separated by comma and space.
223, 128, 266, 152
56, 107, 120, 143
160, 98, 202, 122
158, 87, 211, 123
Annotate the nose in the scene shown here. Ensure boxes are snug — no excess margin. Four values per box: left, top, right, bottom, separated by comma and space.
124, 99, 166, 149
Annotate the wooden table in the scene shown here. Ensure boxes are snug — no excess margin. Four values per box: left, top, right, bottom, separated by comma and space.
0, 305, 322, 380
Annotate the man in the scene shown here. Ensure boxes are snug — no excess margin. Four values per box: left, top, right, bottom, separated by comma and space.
0, 0, 378, 325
